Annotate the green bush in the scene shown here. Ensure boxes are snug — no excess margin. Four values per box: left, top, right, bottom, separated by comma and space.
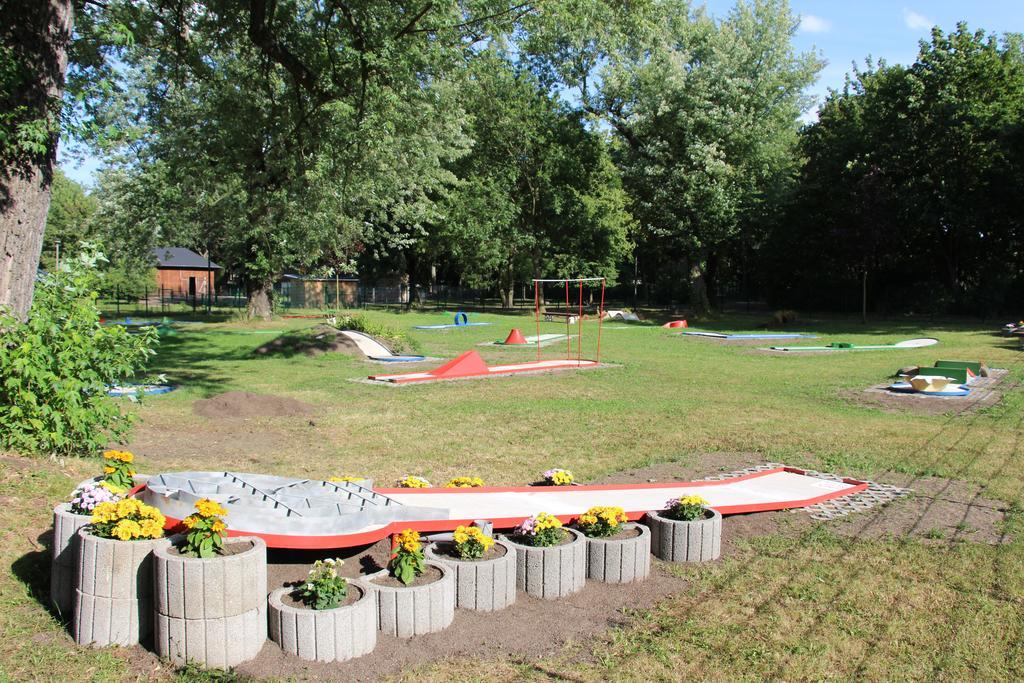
332, 314, 420, 353
0, 249, 158, 456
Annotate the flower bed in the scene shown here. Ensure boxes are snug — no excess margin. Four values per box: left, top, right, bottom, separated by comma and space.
503, 513, 586, 599
647, 496, 722, 563
269, 583, 377, 662
72, 497, 168, 647
424, 527, 516, 612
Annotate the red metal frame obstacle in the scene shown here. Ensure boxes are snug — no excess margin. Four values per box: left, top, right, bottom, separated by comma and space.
367, 277, 607, 384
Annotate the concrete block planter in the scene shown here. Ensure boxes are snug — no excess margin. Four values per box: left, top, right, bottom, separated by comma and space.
153, 536, 267, 669
268, 580, 377, 662
50, 504, 92, 615
369, 560, 455, 638
73, 529, 170, 647
424, 539, 517, 612
584, 523, 651, 583
646, 507, 722, 563
503, 528, 586, 600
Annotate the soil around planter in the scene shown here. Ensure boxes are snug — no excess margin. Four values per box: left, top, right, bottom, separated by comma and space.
369, 564, 443, 588
506, 531, 574, 548
279, 583, 364, 610
431, 541, 507, 562
165, 539, 254, 558
193, 391, 315, 419
579, 525, 641, 541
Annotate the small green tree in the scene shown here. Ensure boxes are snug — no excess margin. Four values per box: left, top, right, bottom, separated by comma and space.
0, 247, 157, 456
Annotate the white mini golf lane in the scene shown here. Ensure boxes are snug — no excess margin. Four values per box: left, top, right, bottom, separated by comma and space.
176, 471, 864, 548
382, 469, 863, 522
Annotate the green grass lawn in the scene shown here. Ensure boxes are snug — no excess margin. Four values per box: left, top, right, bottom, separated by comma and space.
2, 309, 1022, 680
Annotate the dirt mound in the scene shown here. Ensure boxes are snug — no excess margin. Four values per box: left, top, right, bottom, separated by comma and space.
193, 391, 315, 419
253, 324, 359, 358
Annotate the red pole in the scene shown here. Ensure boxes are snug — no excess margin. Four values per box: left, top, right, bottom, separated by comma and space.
596, 278, 606, 363
534, 280, 541, 362
564, 279, 571, 360
577, 280, 584, 362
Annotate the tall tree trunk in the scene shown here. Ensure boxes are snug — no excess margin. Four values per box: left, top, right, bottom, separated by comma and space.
246, 280, 274, 320
687, 251, 711, 315
498, 263, 514, 308
0, 0, 73, 319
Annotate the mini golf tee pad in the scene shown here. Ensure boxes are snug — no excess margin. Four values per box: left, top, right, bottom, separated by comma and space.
141, 467, 868, 549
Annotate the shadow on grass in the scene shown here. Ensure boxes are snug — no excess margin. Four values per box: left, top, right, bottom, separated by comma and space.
11, 528, 65, 623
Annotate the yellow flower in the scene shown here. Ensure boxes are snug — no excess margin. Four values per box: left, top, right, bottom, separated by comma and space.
194, 499, 228, 518
140, 518, 164, 539
444, 476, 484, 488
533, 512, 563, 531
328, 476, 363, 483
212, 520, 226, 533
112, 519, 142, 541
102, 465, 116, 474
402, 540, 419, 553
91, 501, 118, 524
398, 476, 430, 488
453, 529, 469, 544
115, 498, 141, 518
182, 515, 199, 529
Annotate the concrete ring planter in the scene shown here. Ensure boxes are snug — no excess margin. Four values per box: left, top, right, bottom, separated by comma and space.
502, 527, 586, 599
646, 506, 722, 563
369, 560, 455, 638
51, 503, 92, 616
424, 539, 517, 612
73, 529, 170, 647
268, 580, 377, 662
584, 522, 651, 583
153, 535, 267, 669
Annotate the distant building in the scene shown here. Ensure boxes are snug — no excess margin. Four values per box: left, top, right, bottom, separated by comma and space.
279, 274, 359, 308
152, 247, 221, 296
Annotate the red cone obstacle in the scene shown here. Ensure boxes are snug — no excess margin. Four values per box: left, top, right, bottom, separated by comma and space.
503, 328, 528, 345
662, 320, 688, 329
426, 350, 491, 379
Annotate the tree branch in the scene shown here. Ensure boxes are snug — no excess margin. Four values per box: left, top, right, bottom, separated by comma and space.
247, 0, 322, 95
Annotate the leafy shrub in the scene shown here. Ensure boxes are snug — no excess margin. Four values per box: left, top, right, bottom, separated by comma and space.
332, 314, 420, 353
0, 249, 157, 456
298, 558, 348, 610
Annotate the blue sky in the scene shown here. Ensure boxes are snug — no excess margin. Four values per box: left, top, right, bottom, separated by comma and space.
59, 1, 1024, 187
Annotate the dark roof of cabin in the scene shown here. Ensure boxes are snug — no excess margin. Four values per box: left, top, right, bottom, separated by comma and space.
152, 247, 221, 270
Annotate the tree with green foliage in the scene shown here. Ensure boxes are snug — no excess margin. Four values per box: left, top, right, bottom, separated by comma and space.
772, 24, 1024, 314
438, 50, 633, 306
40, 168, 98, 271
597, 0, 820, 313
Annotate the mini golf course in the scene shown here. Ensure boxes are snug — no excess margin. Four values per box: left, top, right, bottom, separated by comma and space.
770, 337, 939, 351
413, 312, 492, 329
367, 350, 601, 385
140, 466, 867, 549
681, 331, 818, 340
338, 329, 427, 363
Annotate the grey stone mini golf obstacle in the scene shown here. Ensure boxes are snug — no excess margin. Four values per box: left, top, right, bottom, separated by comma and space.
268, 580, 378, 662
646, 507, 722, 563
370, 560, 456, 637
73, 530, 170, 647
153, 536, 267, 668
503, 528, 587, 599
584, 523, 651, 583
50, 503, 92, 616
424, 539, 517, 612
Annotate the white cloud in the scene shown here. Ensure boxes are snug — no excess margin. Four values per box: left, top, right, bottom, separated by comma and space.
799, 14, 832, 34
903, 8, 934, 31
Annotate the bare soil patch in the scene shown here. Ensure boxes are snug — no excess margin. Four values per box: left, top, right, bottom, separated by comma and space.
842, 369, 1014, 416
192, 391, 315, 419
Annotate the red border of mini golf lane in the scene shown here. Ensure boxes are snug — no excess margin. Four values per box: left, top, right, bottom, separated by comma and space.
368, 358, 600, 384
139, 467, 868, 550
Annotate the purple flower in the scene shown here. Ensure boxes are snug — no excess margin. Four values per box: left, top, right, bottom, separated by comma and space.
69, 482, 118, 515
